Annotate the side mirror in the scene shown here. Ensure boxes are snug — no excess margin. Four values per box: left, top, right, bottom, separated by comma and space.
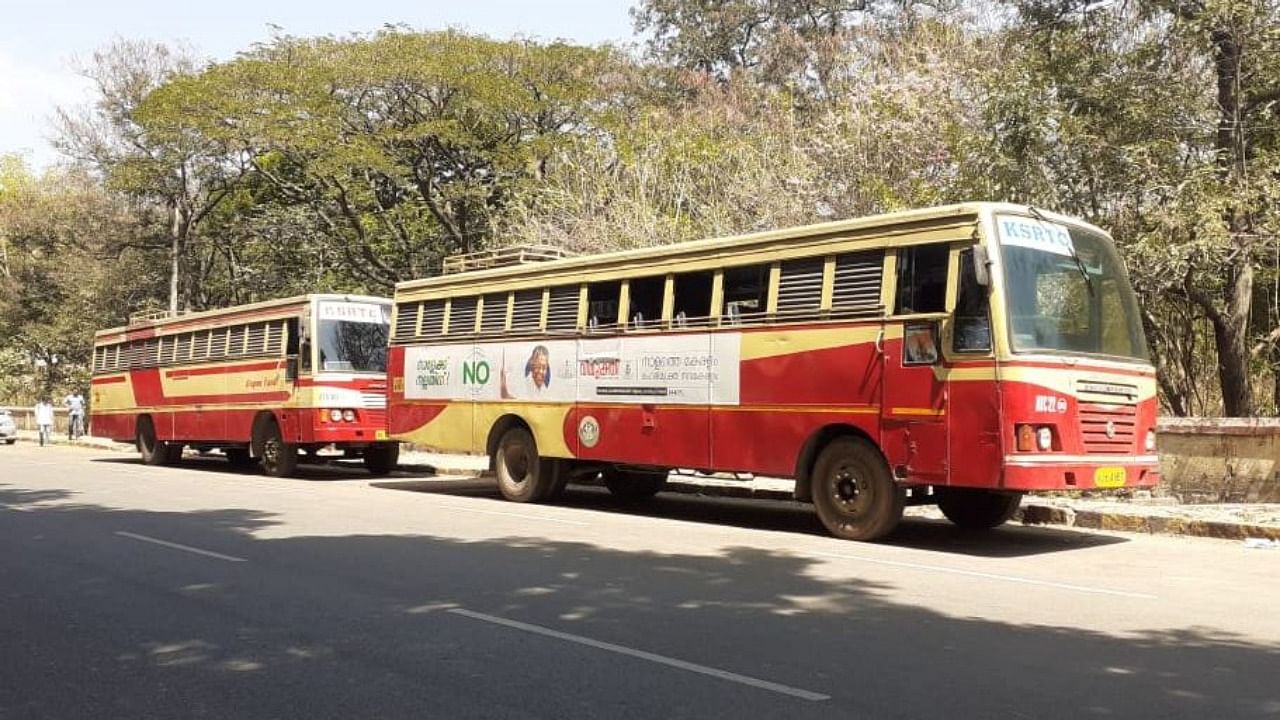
285, 355, 299, 382
973, 245, 991, 287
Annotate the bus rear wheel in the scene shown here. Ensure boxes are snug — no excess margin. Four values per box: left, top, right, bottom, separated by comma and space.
811, 437, 904, 541
495, 427, 553, 503
363, 443, 400, 476
137, 417, 180, 466
258, 421, 298, 478
603, 468, 667, 503
936, 488, 1023, 530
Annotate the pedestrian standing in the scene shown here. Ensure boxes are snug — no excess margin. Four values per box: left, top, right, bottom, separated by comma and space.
64, 390, 86, 440
34, 399, 54, 447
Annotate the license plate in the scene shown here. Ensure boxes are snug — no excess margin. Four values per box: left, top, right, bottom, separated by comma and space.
1094, 467, 1126, 488
375, 429, 388, 440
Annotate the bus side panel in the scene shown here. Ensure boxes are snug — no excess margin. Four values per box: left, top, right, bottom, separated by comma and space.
709, 409, 880, 477
225, 410, 260, 445
90, 374, 136, 443
715, 330, 882, 475
564, 404, 709, 468
736, 327, 883, 406
946, 372, 1003, 488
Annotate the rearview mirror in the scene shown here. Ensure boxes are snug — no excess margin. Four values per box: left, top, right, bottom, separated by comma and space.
973, 245, 991, 287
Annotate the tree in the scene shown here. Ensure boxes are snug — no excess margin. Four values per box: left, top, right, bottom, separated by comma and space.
0, 156, 165, 402
146, 29, 616, 289
54, 39, 244, 313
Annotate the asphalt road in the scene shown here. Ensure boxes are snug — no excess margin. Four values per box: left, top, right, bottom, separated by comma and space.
1, 443, 1277, 719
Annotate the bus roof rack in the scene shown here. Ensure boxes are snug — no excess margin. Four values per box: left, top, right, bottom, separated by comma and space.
442, 245, 574, 275
127, 309, 188, 326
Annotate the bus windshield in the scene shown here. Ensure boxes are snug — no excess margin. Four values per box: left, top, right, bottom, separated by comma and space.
315, 301, 390, 373
997, 214, 1150, 362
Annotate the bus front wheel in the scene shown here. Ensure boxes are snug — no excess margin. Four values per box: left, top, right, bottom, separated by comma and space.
936, 488, 1023, 530
258, 422, 298, 478
495, 427, 553, 503
811, 437, 905, 541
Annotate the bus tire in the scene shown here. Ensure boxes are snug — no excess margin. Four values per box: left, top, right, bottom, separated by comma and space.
137, 417, 173, 466
363, 443, 400, 476
602, 468, 667, 503
541, 461, 572, 502
494, 427, 552, 503
937, 488, 1022, 530
225, 448, 255, 469
258, 421, 298, 478
811, 437, 904, 541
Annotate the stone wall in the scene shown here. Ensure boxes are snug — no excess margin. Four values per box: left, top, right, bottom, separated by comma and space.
1158, 418, 1280, 503
1, 407, 72, 433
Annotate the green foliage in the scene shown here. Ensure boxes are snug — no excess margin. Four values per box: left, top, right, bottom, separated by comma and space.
7, 11, 1280, 415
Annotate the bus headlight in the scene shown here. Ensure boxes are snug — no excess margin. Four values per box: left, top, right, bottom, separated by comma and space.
1037, 427, 1053, 451
1145, 430, 1156, 452
342, 409, 357, 422
329, 409, 344, 423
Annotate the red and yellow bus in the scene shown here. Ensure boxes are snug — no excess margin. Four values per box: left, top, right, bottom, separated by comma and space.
386, 203, 1158, 540
91, 294, 398, 477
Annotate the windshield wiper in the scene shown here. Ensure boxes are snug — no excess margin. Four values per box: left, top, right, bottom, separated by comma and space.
1028, 205, 1094, 297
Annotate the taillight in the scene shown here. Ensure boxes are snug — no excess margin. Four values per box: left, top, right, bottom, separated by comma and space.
330, 409, 344, 423
1016, 424, 1036, 452
342, 409, 357, 422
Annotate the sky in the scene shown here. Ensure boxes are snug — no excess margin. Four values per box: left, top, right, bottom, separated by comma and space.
0, 0, 639, 169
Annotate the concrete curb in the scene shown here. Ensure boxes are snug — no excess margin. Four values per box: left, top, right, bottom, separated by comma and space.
1017, 504, 1280, 541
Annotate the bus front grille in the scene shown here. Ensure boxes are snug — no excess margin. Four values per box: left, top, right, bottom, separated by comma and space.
1079, 403, 1137, 454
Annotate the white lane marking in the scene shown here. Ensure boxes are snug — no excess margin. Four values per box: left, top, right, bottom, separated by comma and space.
809, 550, 1156, 599
448, 608, 829, 701
115, 531, 248, 563
434, 503, 590, 526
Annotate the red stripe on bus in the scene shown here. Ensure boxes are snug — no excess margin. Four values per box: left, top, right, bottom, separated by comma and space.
166, 360, 283, 379
90, 376, 128, 385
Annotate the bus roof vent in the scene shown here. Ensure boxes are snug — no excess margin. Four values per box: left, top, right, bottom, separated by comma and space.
442, 245, 574, 275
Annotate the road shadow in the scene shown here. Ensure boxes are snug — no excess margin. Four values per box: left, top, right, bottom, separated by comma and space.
0, 494, 1274, 720
374, 480, 1128, 557
89, 454, 435, 483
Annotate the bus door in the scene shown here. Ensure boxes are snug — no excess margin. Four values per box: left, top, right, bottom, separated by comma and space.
879, 243, 951, 484
880, 318, 948, 483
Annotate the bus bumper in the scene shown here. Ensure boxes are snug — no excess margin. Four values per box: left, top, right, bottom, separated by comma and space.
1000, 455, 1160, 491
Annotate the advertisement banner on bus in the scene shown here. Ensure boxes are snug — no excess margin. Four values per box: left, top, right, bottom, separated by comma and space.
403, 333, 741, 405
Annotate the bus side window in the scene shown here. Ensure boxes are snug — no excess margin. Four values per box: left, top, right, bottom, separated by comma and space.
546, 286, 580, 332
673, 271, 713, 327
895, 244, 949, 315
587, 280, 621, 330
627, 276, 664, 329
722, 264, 769, 325
448, 296, 479, 335
954, 249, 992, 353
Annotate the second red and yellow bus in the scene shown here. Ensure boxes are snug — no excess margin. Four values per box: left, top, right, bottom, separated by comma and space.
91, 294, 398, 477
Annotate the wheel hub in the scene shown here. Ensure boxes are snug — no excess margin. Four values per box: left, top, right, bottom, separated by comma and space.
831, 467, 868, 513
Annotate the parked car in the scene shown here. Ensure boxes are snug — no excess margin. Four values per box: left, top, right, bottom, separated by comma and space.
0, 409, 16, 445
